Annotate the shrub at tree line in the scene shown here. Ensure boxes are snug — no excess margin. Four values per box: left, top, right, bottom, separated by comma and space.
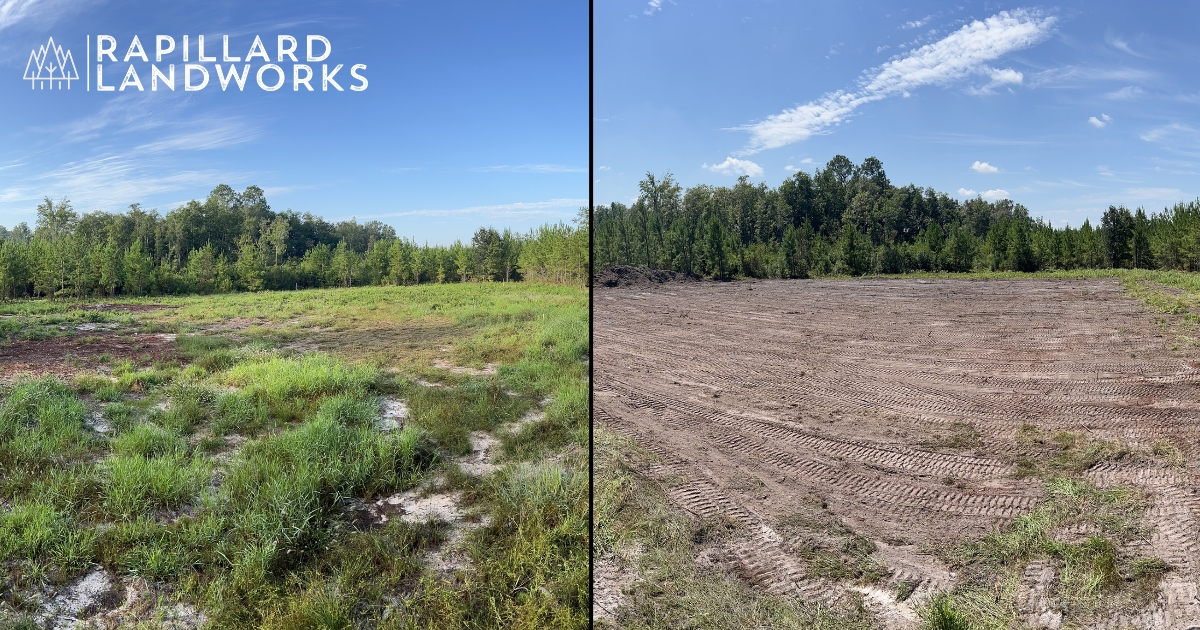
594, 155, 1190, 279
0, 184, 588, 298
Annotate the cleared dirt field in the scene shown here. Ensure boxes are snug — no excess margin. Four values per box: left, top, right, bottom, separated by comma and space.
595, 277, 1200, 629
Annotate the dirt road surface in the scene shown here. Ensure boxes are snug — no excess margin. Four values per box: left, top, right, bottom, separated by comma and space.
595, 278, 1200, 628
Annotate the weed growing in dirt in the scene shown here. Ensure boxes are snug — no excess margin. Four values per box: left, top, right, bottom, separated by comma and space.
923, 422, 982, 450
935, 477, 1168, 625
1014, 424, 1184, 475
777, 504, 890, 585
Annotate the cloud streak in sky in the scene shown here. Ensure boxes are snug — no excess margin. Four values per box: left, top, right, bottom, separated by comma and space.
734, 9, 1056, 153
472, 164, 586, 173
356, 198, 588, 220
0, 0, 48, 31
703, 156, 763, 177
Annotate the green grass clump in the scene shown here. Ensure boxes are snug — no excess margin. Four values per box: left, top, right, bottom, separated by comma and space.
0, 379, 96, 491
405, 378, 529, 456
112, 423, 188, 458
946, 478, 1169, 621
1013, 425, 1132, 476
222, 354, 379, 402
0, 500, 96, 576
503, 378, 587, 461
154, 384, 215, 434
921, 593, 972, 630
71, 373, 113, 395
201, 415, 434, 625
177, 334, 237, 373
213, 390, 272, 436
102, 453, 211, 519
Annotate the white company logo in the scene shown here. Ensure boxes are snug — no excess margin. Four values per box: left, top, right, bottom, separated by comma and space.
23, 37, 79, 89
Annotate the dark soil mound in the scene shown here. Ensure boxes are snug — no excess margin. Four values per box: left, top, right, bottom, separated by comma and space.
594, 266, 702, 289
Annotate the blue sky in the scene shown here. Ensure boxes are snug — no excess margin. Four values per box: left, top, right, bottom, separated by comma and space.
595, 1, 1200, 228
0, 0, 587, 244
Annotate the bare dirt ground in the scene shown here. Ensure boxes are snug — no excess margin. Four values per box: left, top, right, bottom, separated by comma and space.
0, 332, 177, 380
594, 278, 1200, 628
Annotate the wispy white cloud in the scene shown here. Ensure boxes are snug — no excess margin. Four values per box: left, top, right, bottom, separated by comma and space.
46, 95, 199, 144
1106, 86, 1143, 100
903, 16, 932, 30
1029, 66, 1155, 88
981, 189, 1009, 200
971, 160, 998, 173
598, 165, 611, 171
472, 164, 586, 173
1105, 32, 1147, 58
0, 154, 241, 212
1123, 188, 1183, 201
644, 0, 662, 16
0, 116, 259, 212
133, 122, 259, 153
0, 0, 88, 33
1138, 123, 1200, 158
1140, 123, 1190, 143
958, 187, 977, 197
1088, 113, 1112, 128
734, 9, 1055, 153
1094, 165, 1139, 183
800, 157, 814, 165
967, 67, 1023, 94
702, 156, 763, 177
355, 198, 588, 220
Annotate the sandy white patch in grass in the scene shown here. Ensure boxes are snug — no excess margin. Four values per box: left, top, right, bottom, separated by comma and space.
86, 411, 112, 434
432, 359, 497, 376
460, 431, 501, 476
35, 568, 123, 630
75, 323, 119, 332
593, 551, 640, 624
380, 397, 408, 431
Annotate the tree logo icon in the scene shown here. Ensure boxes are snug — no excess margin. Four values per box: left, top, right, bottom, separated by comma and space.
23, 37, 79, 90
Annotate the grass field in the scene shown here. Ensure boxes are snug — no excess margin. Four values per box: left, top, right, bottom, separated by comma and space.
0, 282, 588, 629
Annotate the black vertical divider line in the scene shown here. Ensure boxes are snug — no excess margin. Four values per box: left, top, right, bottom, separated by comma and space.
587, 0, 596, 625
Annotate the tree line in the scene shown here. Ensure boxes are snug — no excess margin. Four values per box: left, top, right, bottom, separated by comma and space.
0, 184, 588, 299
594, 155, 1199, 279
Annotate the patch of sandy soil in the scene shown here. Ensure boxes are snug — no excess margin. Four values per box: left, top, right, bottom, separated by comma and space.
431, 358, 497, 376
593, 551, 640, 624
74, 322, 120, 332
346, 483, 484, 576
380, 397, 408, 431
86, 411, 113, 434
595, 278, 1200, 627
459, 409, 546, 476
31, 569, 204, 630
460, 432, 500, 476
34, 568, 124, 630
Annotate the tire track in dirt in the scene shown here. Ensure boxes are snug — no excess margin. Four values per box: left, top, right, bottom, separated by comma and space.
596, 278, 1200, 626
